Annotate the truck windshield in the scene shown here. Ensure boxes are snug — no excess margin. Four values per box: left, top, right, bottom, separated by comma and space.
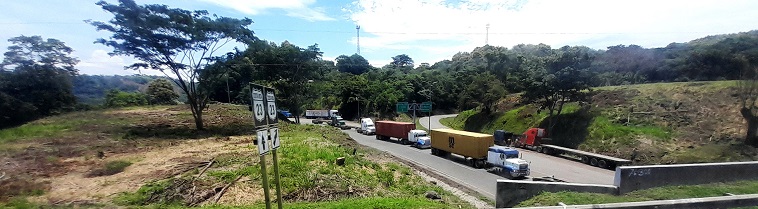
506, 154, 519, 159
417, 134, 428, 137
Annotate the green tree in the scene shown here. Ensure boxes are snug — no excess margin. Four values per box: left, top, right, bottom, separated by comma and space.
88, 0, 256, 130
146, 79, 178, 105
336, 54, 371, 75
0, 35, 78, 127
458, 72, 505, 113
104, 90, 148, 108
391, 54, 414, 68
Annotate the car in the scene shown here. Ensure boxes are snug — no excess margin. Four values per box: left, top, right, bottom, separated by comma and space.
277, 110, 293, 118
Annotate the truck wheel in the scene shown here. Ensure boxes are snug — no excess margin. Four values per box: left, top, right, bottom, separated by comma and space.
590, 158, 599, 167
431, 148, 438, 156
580, 156, 590, 164
536, 146, 543, 153
375, 135, 381, 140
598, 160, 608, 168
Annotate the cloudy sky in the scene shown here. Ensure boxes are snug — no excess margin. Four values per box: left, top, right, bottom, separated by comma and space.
1, 0, 757, 75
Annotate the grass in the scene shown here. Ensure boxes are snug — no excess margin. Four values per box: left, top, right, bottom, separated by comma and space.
580, 116, 672, 152
113, 121, 472, 208
0, 123, 73, 144
517, 180, 758, 207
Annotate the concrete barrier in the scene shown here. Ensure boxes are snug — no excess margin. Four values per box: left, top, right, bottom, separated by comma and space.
496, 179, 618, 208
516, 194, 758, 209
615, 161, 758, 194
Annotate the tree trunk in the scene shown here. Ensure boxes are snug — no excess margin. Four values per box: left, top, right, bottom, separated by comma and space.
194, 107, 204, 130
741, 107, 758, 147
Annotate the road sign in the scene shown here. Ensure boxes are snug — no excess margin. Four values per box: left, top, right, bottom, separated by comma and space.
257, 130, 270, 155
270, 128, 280, 150
265, 91, 278, 125
420, 102, 432, 113
396, 102, 408, 113
252, 87, 266, 127
408, 103, 419, 111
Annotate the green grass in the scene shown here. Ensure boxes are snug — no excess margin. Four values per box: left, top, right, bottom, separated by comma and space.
114, 123, 472, 208
594, 80, 737, 91
440, 103, 581, 134
156, 197, 447, 209
0, 123, 73, 144
517, 180, 758, 207
580, 116, 672, 152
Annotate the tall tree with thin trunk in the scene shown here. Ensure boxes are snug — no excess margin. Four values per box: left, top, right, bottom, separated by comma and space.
87, 0, 256, 130
738, 61, 758, 147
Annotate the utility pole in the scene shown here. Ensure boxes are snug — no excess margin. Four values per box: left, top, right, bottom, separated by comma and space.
225, 71, 231, 103
485, 23, 490, 45
356, 25, 361, 55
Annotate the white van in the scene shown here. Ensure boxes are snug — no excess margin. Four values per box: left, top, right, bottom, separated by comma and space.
359, 118, 376, 135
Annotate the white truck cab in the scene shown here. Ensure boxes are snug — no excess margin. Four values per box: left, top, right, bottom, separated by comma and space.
408, 130, 431, 149
487, 146, 530, 179
359, 118, 376, 135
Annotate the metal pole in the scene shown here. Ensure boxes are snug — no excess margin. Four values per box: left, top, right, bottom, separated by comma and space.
226, 72, 231, 103
272, 150, 283, 209
259, 155, 271, 209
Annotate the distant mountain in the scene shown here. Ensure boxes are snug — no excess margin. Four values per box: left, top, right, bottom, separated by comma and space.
72, 75, 173, 105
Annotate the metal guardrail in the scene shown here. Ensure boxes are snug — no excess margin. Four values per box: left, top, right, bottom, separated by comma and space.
514, 194, 758, 209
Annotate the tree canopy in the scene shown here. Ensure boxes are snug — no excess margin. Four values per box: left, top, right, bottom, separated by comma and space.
88, 0, 256, 130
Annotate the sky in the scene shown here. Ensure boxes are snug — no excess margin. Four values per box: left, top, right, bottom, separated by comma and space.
1, 0, 757, 76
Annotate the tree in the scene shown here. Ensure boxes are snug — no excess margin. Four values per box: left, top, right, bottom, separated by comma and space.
523, 46, 594, 132
104, 90, 148, 107
336, 54, 371, 75
146, 79, 178, 105
88, 0, 256, 130
391, 54, 414, 68
737, 58, 758, 147
458, 72, 505, 113
0, 35, 78, 124
1, 35, 79, 75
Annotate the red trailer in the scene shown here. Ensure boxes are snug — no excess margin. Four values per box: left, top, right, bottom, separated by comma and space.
375, 121, 416, 144
514, 127, 632, 170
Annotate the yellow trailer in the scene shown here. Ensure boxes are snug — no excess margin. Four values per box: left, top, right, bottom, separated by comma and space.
430, 129, 494, 168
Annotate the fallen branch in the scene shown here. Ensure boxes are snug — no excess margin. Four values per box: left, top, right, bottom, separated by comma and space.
192, 158, 215, 182
213, 175, 243, 204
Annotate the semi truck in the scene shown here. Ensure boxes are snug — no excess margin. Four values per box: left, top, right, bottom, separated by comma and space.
357, 118, 376, 135
375, 121, 416, 144
328, 116, 349, 130
408, 130, 431, 149
509, 128, 632, 170
430, 129, 530, 179
305, 109, 339, 119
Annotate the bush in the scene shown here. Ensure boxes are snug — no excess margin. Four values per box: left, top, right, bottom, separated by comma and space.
104, 90, 148, 108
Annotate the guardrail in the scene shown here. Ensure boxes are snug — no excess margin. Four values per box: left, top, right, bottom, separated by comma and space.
514, 194, 758, 209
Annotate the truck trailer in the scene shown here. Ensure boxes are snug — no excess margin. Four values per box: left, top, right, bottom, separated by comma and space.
430, 129, 530, 178
511, 128, 632, 169
375, 121, 416, 144
305, 109, 339, 119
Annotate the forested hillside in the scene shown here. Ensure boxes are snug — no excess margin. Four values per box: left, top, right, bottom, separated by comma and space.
72, 75, 167, 104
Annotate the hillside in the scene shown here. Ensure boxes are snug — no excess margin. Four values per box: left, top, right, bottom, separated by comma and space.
0, 104, 471, 208
442, 81, 758, 165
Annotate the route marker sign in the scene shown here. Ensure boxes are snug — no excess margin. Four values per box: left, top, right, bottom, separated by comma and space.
266, 91, 278, 125
252, 87, 266, 127
270, 128, 280, 150
396, 102, 408, 113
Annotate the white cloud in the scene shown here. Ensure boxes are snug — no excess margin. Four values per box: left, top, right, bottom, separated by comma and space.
347, 0, 758, 60
201, 0, 335, 21
78, 49, 163, 76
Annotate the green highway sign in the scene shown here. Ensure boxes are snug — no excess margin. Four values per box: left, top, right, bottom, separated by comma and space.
420, 102, 432, 113
396, 102, 408, 113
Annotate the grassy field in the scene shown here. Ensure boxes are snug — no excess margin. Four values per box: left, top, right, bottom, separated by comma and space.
440, 81, 757, 164
0, 104, 472, 208
517, 180, 758, 207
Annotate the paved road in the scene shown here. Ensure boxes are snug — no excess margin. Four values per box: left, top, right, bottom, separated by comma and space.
419, 114, 456, 130
299, 116, 615, 200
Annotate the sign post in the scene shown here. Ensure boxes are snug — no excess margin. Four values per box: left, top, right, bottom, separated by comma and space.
250, 83, 282, 209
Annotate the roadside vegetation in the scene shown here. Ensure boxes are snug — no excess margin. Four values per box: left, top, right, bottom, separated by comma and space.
517, 180, 758, 207
0, 104, 471, 208
442, 81, 758, 165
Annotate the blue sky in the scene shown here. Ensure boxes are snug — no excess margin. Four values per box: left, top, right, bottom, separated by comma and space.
1, 0, 758, 76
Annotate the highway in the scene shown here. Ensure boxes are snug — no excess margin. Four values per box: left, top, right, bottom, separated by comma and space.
300, 116, 615, 200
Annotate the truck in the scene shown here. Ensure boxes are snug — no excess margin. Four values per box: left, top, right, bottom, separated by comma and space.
375, 121, 416, 144
357, 118, 376, 135
430, 129, 530, 179
408, 130, 431, 149
510, 128, 632, 170
328, 116, 349, 130
305, 109, 339, 119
